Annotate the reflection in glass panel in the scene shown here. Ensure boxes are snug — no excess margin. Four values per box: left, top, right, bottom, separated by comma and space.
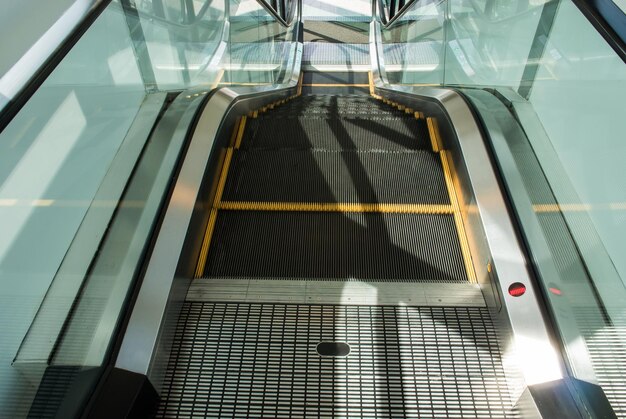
525, 2, 626, 413
0, 2, 145, 415
381, 1, 445, 85
377, 0, 626, 414
226, 0, 291, 85
134, 0, 227, 89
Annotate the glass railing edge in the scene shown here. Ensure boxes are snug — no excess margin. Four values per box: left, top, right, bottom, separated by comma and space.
0, 0, 111, 133
571, 0, 626, 62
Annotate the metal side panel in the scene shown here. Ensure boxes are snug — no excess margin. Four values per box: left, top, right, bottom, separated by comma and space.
372, 87, 565, 408
370, 21, 565, 417
114, 41, 302, 395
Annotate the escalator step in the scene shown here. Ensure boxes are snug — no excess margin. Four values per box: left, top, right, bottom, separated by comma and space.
301, 85, 370, 95
223, 149, 450, 204
157, 302, 517, 418
203, 211, 468, 281
303, 72, 370, 84
266, 95, 401, 117
242, 116, 430, 150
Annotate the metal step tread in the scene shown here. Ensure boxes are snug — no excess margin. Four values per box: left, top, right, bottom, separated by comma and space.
242, 116, 430, 151
255, 95, 417, 118
157, 302, 519, 418
223, 149, 450, 204
303, 72, 371, 84
187, 279, 485, 306
202, 211, 468, 281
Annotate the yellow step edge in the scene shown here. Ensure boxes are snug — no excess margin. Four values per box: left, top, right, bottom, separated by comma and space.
229, 116, 242, 147
440, 150, 477, 284
427, 117, 443, 153
194, 147, 235, 278
368, 71, 375, 95
297, 72, 304, 96
217, 201, 454, 214
234, 116, 247, 149
194, 209, 218, 278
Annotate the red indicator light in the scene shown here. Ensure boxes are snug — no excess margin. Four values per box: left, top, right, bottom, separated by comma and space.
508, 282, 526, 297
549, 287, 562, 296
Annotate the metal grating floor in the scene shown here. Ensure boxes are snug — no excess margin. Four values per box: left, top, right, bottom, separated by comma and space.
578, 313, 626, 417
303, 42, 369, 66
158, 303, 518, 418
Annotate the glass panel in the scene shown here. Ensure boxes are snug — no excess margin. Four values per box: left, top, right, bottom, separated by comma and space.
377, 0, 626, 413
226, 0, 294, 85
134, 0, 228, 89
0, 0, 76, 77
0, 2, 145, 415
302, 0, 371, 21
379, 1, 446, 85
524, 1, 626, 408
444, 0, 548, 88
1, 0, 299, 414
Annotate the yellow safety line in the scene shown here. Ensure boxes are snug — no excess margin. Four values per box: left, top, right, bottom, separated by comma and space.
297, 72, 304, 96
217, 201, 454, 214
234, 116, 247, 149
427, 117, 442, 153
195, 147, 234, 278
440, 150, 477, 283
229, 116, 241, 147
194, 209, 218, 278
210, 69, 225, 89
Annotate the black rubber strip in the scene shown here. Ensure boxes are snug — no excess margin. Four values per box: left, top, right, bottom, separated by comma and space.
223, 149, 450, 204
203, 212, 468, 282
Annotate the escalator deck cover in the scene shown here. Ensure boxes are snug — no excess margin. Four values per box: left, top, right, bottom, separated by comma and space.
157, 302, 519, 418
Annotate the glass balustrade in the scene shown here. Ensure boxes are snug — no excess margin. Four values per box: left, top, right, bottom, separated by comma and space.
0, 0, 298, 415
376, 0, 626, 414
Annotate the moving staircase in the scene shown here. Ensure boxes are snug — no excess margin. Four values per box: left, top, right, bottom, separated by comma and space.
2, 0, 624, 416
156, 73, 517, 417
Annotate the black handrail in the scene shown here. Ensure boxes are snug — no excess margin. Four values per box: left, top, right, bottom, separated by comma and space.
0, 0, 112, 135
0, 0, 299, 136
571, 0, 626, 63
376, 0, 421, 28
255, 0, 298, 27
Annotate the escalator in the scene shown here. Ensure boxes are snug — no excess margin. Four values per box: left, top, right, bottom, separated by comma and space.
1, 0, 625, 417
156, 76, 516, 416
